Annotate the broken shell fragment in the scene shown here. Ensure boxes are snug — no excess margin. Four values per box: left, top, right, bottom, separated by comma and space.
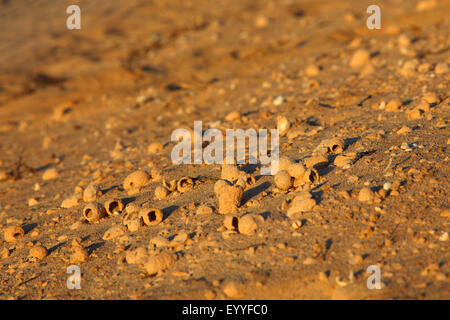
274, 170, 293, 190
224, 215, 240, 230
4, 226, 25, 242
162, 179, 177, 192
83, 202, 106, 223
123, 170, 151, 190
242, 174, 256, 188
29, 245, 48, 261
314, 138, 345, 155
140, 208, 163, 226
327, 138, 345, 154
104, 199, 124, 216
177, 177, 194, 193
299, 168, 319, 185
217, 183, 244, 214
143, 252, 177, 275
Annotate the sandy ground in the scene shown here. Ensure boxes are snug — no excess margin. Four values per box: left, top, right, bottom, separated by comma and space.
0, 0, 449, 299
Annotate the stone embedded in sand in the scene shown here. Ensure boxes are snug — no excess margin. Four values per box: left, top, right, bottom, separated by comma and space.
83, 184, 101, 202
143, 252, 177, 275
83, 202, 106, 223
222, 280, 244, 298
254, 15, 269, 28
278, 156, 294, 172
102, 225, 127, 240
123, 170, 151, 190
274, 170, 293, 190
42, 168, 58, 180
172, 232, 188, 246
440, 209, 450, 218
70, 242, 89, 263
125, 202, 139, 214
334, 153, 357, 168
439, 232, 449, 241
400, 60, 419, 76
125, 218, 142, 232
358, 187, 374, 202
217, 182, 244, 214
350, 49, 370, 68
305, 64, 320, 76
122, 208, 144, 232
140, 207, 163, 226
435, 63, 449, 74
397, 34, 411, 47
303, 155, 329, 169
385, 99, 402, 112
104, 199, 124, 216
147, 142, 164, 154
422, 92, 439, 105
415, 0, 437, 12
126, 247, 148, 264
150, 169, 163, 182
286, 162, 306, 179
149, 236, 170, 248
61, 196, 79, 209
225, 111, 241, 122
407, 108, 423, 120
29, 245, 48, 261
277, 116, 291, 136
221, 164, 243, 183
238, 214, 262, 235
0, 170, 10, 182
416, 101, 431, 113
397, 126, 412, 135
28, 198, 39, 206
273, 95, 285, 106
177, 177, 194, 193
214, 179, 229, 196
1, 247, 10, 258
4, 226, 25, 242
196, 204, 213, 215
286, 194, 316, 218
155, 186, 170, 200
